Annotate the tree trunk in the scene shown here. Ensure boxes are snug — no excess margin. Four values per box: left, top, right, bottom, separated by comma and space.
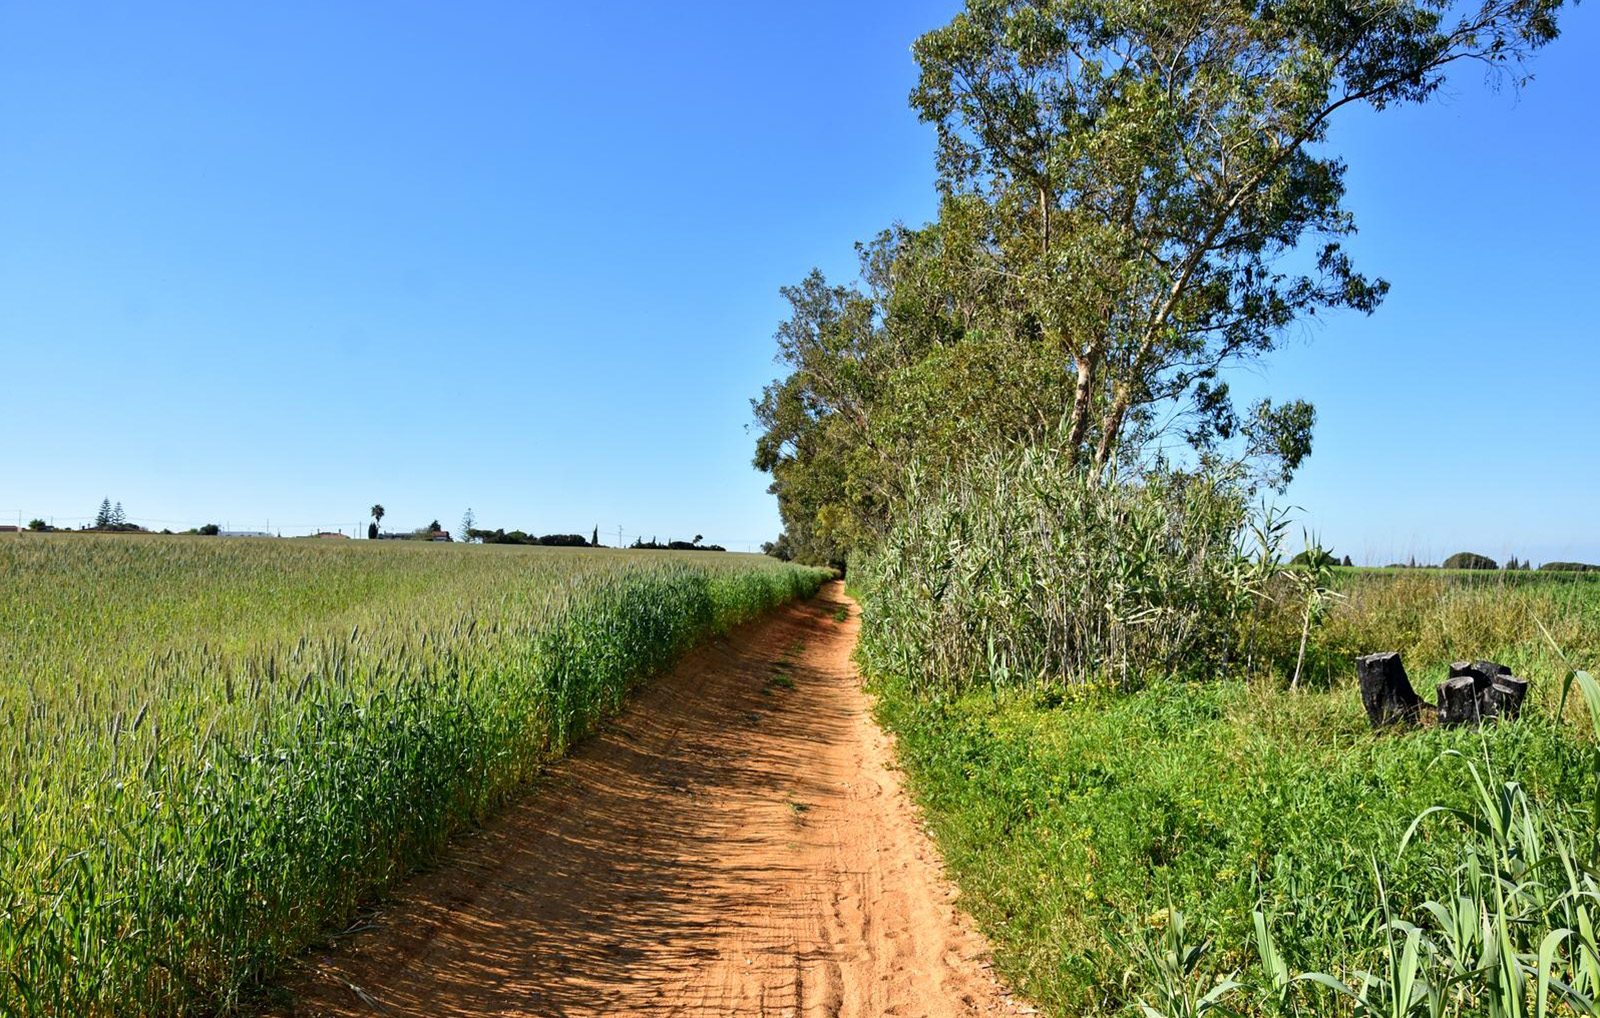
1436, 676, 1482, 726
1357, 652, 1423, 727
1092, 388, 1130, 471
1063, 346, 1100, 468
1439, 660, 1526, 724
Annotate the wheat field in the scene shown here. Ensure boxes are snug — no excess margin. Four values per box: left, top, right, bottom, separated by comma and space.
0, 535, 828, 1016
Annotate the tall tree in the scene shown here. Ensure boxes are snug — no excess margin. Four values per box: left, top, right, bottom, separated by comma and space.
755, 0, 1568, 565
908, 0, 1561, 471
592, 525, 599, 547
460, 508, 477, 543
370, 504, 385, 534
111, 502, 126, 528
95, 498, 113, 530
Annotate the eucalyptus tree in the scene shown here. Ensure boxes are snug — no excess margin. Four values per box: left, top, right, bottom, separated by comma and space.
909, 0, 1564, 471
756, 0, 1568, 564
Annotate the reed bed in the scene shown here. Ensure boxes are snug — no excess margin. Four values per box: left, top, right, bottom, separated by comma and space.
0, 535, 827, 1016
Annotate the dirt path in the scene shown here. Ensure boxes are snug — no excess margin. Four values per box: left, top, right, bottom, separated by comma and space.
283, 582, 1024, 1018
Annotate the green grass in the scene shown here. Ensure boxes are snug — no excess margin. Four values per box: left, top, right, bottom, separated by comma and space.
0, 535, 829, 1016
868, 571, 1600, 1016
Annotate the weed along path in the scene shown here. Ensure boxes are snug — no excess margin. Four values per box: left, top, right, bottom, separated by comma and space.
283, 581, 1023, 1018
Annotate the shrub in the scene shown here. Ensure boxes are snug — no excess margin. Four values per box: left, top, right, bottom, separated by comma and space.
856, 444, 1250, 693
1442, 551, 1497, 570
1289, 547, 1337, 568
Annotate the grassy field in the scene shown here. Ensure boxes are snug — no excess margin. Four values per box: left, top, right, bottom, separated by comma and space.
868, 569, 1600, 1016
0, 535, 828, 1016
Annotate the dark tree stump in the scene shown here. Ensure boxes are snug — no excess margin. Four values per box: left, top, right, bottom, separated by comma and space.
1437, 676, 1482, 725
1440, 660, 1526, 724
1450, 660, 1511, 687
1358, 652, 1424, 727
1488, 676, 1530, 720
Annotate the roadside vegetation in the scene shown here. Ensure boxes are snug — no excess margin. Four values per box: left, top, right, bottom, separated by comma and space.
869, 570, 1600, 1015
751, 0, 1584, 1013
0, 536, 827, 1015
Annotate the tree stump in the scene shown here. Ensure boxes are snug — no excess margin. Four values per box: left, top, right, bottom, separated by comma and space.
1450, 660, 1511, 686
1437, 676, 1482, 725
1488, 676, 1529, 720
1439, 659, 1524, 724
1358, 652, 1424, 727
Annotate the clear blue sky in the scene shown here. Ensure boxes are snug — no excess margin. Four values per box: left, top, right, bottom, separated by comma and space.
1, 2, 1595, 561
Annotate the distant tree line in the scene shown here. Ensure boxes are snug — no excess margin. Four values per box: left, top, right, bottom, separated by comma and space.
468, 529, 594, 547
631, 535, 726, 552
1376, 554, 1597, 572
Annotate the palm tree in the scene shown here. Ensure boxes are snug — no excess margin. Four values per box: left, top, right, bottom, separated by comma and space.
370, 505, 385, 533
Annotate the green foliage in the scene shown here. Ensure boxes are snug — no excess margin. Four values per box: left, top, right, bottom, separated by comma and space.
1545, 562, 1600, 573
0, 537, 827, 1015
1442, 552, 1499, 570
1290, 548, 1339, 569
754, 0, 1570, 568
468, 529, 605, 547
867, 574, 1600, 1016
856, 442, 1251, 694
1249, 570, 1600, 691
628, 537, 728, 551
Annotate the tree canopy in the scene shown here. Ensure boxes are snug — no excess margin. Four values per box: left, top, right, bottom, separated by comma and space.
755, 0, 1566, 567
1443, 551, 1499, 570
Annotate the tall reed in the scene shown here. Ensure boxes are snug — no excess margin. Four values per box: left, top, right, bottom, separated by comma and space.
856, 447, 1250, 694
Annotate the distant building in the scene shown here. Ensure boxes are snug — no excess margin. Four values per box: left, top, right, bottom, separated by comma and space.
315, 532, 349, 539
219, 530, 272, 538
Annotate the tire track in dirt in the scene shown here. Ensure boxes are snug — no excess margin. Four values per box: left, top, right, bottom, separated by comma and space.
280, 581, 1026, 1017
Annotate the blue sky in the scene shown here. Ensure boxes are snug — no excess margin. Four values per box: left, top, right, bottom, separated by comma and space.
1, 2, 1594, 561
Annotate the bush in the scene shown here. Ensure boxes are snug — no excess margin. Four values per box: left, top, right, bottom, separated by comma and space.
1543, 561, 1600, 572
856, 444, 1250, 693
1442, 551, 1497, 570
467, 529, 593, 547
871, 666, 1598, 1017
1289, 547, 1337, 568
536, 533, 590, 547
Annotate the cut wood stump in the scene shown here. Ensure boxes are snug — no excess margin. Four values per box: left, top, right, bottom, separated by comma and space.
1490, 676, 1530, 720
1437, 675, 1482, 725
1438, 659, 1526, 725
1358, 651, 1424, 727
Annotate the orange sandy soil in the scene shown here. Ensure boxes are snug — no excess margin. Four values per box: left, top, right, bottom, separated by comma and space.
278, 581, 1027, 1018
